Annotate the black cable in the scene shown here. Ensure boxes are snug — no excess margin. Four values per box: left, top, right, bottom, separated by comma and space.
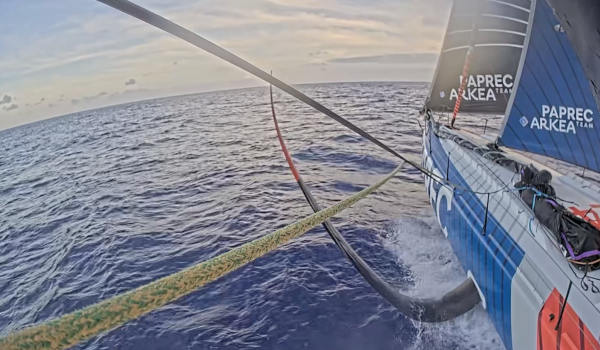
269, 84, 482, 322
567, 261, 600, 294
554, 281, 572, 331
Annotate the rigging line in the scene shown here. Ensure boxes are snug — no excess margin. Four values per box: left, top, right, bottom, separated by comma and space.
439, 127, 579, 202
269, 82, 482, 322
96, 0, 450, 186
431, 124, 523, 195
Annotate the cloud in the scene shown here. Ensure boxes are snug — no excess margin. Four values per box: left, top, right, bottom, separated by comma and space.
328, 53, 438, 64
0, 95, 12, 105
0, 0, 452, 130
308, 51, 329, 57
5, 104, 18, 111
68, 91, 109, 106
109, 88, 149, 99
82, 91, 108, 103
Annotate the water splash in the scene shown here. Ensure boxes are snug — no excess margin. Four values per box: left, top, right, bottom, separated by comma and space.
384, 214, 505, 350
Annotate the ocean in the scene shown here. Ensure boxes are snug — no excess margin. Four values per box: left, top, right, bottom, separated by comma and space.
0, 82, 505, 349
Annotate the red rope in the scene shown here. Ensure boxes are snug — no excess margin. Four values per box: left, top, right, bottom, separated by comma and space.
451, 46, 474, 126
270, 84, 301, 182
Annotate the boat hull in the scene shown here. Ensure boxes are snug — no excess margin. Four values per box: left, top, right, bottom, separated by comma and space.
421, 120, 600, 350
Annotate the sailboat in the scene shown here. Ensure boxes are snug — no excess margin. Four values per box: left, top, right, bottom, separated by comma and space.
4, 0, 600, 349
422, 0, 600, 349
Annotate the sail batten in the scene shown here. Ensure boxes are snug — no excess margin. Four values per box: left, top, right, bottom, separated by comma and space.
479, 29, 527, 37
488, 0, 530, 13
481, 14, 528, 25
478, 43, 523, 48
498, 0, 600, 172
443, 44, 524, 53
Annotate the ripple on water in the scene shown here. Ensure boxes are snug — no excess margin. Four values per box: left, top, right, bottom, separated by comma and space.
0, 82, 505, 349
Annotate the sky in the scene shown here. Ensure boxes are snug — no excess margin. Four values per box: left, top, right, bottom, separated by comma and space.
0, 0, 452, 130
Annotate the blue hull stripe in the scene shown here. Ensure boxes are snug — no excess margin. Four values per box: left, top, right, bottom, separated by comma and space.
425, 127, 525, 350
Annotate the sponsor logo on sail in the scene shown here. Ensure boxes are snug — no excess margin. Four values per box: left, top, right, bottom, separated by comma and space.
520, 116, 528, 127
448, 74, 513, 102
524, 105, 594, 134
554, 24, 564, 33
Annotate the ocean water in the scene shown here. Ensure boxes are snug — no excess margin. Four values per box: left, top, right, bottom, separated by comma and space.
0, 82, 505, 349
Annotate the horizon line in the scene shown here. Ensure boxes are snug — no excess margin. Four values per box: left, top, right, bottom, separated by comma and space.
0, 79, 431, 133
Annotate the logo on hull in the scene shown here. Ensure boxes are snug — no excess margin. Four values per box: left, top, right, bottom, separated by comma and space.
422, 144, 453, 237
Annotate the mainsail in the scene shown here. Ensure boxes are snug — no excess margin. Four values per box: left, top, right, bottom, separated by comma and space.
427, 0, 530, 114
497, 0, 600, 172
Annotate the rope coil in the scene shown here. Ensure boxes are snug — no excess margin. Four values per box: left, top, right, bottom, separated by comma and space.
0, 164, 403, 350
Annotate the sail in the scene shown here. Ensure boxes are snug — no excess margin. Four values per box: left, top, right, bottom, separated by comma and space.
497, 0, 600, 172
547, 0, 600, 110
427, 0, 531, 114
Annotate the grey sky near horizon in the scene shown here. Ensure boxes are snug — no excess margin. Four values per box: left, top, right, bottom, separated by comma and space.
0, 0, 451, 130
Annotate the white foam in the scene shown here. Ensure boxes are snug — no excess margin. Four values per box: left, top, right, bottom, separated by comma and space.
383, 212, 506, 350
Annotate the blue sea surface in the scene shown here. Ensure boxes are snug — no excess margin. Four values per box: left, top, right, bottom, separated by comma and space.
0, 82, 504, 349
